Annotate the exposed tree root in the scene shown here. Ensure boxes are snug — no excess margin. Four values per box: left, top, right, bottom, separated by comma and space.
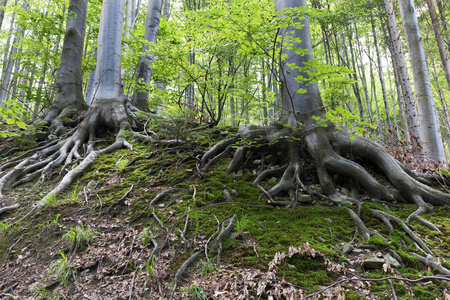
202, 124, 450, 260
409, 252, 450, 275
202, 125, 450, 208
172, 214, 236, 290
0, 204, 19, 215
0, 100, 136, 222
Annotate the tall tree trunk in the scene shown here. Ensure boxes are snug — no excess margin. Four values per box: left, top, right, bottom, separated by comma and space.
0, 1, 27, 107
436, 0, 450, 50
426, 31, 450, 146
382, 19, 411, 144
53, 0, 88, 108
372, 19, 392, 133
383, 0, 421, 145
131, 0, 163, 111
354, 24, 372, 123
163, 0, 170, 19
348, 34, 365, 123
426, 0, 450, 91
94, 0, 126, 103
398, 0, 445, 162
0, 0, 7, 30
277, 0, 322, 127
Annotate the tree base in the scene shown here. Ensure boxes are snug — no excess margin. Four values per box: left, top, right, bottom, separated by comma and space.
202, 124, 450, 227
0, 100, 136, 220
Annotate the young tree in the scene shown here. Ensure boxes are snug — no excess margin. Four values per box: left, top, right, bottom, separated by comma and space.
131, 0, 163, 111
202, 0, 450, 231
383, 0, 420, 145
397, 0, 445, 162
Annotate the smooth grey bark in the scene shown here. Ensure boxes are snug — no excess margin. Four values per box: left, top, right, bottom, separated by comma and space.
0, 0, 7, 30
85, 49, 97, 106
382, 20, 411, 144
348, 34, 365, 123
94, 0, 126, 103
355, 24, 372, 123
131, 0, 163, 111
0, 1, 27, 107
398, 0, 445, 162
426, 0, 450, 91
426, 31, 450, 146
371, 19, 391, 132
276, 0, 323, 126
436, 0, 450, 51
383, 0, 421, 143
162, 0, 170, 19
53, 0, 88, 108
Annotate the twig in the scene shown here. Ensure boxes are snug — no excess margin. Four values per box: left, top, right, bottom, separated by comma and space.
149, 188, 182, 208
106, 176, 140, 214
172, 215, 236, 290
305, 275, 450, 299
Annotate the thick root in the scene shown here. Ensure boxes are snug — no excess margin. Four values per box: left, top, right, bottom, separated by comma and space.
0, 100, 135, 221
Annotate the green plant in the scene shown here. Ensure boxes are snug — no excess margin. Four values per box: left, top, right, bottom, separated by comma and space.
190, 211, 200, 233
185, 283, 208, 300
0, 220, 10, 233
199, 258, 215, 277
48, 251, 72, 286
63, 222, 96, 250
67, 185, 81, 203
235, 214, 250, 234
45, 192, 60, 206
145, 255, 157, 277
140, 227, 155, 246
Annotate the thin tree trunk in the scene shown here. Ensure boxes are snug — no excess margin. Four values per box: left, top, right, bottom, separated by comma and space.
354, 24, 372, 123
131, 0, 163, 111
383, 0, 421, 144
426, 31, 450, 146
398, 0, 445, 162
0, 1, 27, 106
348, 34, 365, 123
372, 19, 392, 133
0, 0, 8, 30
426, 0, 450, 91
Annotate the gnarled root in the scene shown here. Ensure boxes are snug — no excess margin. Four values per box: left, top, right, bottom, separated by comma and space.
202, 124, 448, 251
0, 100, 135, 221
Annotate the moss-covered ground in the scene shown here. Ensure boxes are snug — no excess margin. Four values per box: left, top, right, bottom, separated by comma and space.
1, 123, 450, 299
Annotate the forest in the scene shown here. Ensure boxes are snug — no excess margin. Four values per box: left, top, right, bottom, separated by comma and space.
1, 0, 450, 298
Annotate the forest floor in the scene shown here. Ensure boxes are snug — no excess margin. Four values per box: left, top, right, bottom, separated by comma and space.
1, 118, 450, 299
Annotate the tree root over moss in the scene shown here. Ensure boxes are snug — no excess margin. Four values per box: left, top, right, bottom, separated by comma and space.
0, 100, 136, 221
201, 124, 450, 257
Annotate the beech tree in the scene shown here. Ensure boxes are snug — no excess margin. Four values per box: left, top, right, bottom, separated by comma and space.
0, 0, 136, 219
44, 0, 88, 135
397, 0, 445, 162
202, 0, 450, 231
131, 0, 163, 111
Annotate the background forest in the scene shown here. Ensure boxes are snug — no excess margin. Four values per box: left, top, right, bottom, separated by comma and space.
2, 0, 450, 299
1, 0, 450, 157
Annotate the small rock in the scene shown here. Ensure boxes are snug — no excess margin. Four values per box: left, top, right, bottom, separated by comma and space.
298, 194, 313, 203
342, 243, 353, 254
233, 170, 243, 180
231, 189, 239, 197
253, 159, 261, 165
384, 253, 401, 268
325, 218, 333, 223
363, 254, 385, 269
318, 236, 326, 242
